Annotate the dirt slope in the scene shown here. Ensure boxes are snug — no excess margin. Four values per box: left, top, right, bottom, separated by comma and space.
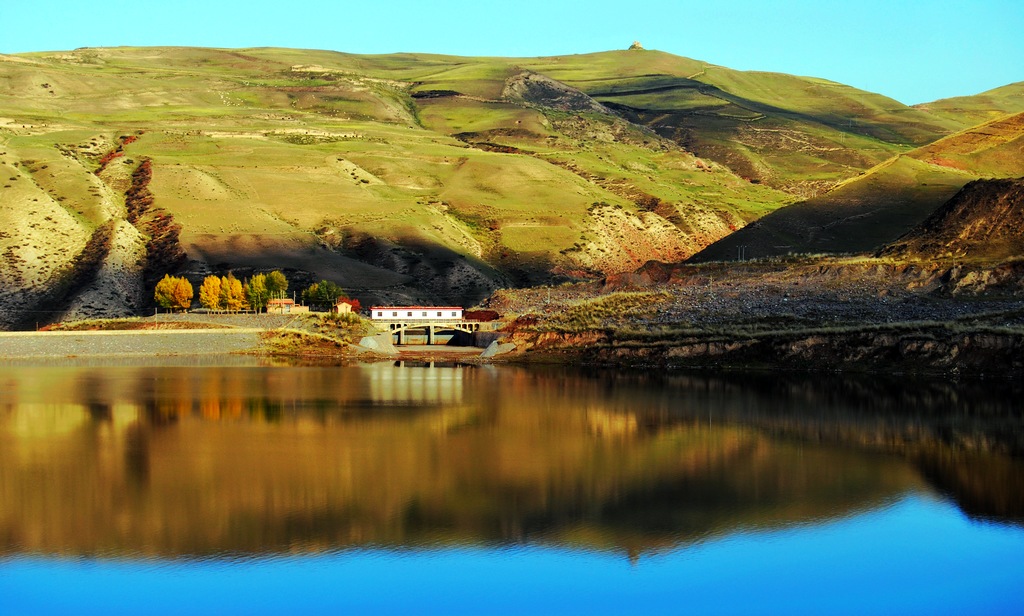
881, 177, 1024, 260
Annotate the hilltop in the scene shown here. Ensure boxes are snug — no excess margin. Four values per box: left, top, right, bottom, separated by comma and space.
0, 46, 1022, 329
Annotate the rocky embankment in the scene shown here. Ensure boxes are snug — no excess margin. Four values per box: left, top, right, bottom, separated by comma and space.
503, 326, 1024, 375
484, 179, 1024, 375
486, 253, 1024, 375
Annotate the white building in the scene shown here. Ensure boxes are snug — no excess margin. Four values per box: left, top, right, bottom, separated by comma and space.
371, 306, 463, 320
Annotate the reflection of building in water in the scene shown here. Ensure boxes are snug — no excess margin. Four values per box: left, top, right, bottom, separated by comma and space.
586, 409, 638, 437
360, 362, 465, 406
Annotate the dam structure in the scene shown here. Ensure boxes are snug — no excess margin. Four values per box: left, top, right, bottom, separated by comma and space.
369, 306, 499, 345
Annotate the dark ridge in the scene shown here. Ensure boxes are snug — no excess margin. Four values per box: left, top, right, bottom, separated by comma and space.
411, 90, 461, 99
880, 177, 1024, 260
125, 158, 187, 308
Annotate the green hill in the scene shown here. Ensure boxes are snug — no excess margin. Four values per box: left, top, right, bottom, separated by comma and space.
692, 111, 1024, 261
0, 46, 1021, 327
915, 82, 1024, 128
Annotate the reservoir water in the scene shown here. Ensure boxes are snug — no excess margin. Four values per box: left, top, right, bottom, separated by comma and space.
1, 360, 1023, 614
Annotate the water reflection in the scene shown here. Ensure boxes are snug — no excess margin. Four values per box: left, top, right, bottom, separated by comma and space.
0, 363, 1021, 562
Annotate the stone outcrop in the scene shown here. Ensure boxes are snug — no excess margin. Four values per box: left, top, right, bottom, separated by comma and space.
502, 71, 615, 115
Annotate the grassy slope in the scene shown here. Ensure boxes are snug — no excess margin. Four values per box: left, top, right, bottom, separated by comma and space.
506, 51, 979, 197
916, 82, 1024, 128
1, 46, 1021, 324
693, 112, 1024, 261
0, 46, 794, 317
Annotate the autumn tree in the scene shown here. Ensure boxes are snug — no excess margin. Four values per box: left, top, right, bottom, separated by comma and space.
154, 274, 177, 309
199, 275, 222, 310
245, 273, 269, 312
220, 273, 245, 312
337, 297, 362, 312
266, 270, 288, 298
154, 274, 193, 311
172, 276, 194, 311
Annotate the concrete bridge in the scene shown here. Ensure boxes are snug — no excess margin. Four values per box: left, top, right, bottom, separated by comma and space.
376, 319, 492, 345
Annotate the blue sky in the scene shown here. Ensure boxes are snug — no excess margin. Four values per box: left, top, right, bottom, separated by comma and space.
4, 0, 1022, 104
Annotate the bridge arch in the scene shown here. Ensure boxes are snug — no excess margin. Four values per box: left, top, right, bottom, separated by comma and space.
378, 320, 482, 345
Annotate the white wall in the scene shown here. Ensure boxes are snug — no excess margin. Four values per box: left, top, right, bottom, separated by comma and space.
372, 308, 463, 321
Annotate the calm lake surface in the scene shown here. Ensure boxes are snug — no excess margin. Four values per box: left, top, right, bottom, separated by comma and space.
2, 359, 1023, 614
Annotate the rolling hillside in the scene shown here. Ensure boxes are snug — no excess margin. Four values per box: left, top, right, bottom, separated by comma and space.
0, 46, 1021, 327
915, 82, 1024, 128
692, 111, 1024, 261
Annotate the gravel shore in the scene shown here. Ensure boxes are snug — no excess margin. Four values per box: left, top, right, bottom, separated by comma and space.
0, 329, 264, 358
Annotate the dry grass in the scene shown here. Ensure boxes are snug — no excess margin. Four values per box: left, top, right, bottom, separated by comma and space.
44, 318, 230, 331
545, 291, 672, 332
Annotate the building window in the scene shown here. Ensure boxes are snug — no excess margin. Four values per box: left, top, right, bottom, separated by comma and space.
376, 312, 382, 317
407, 312, 413, 317
393, 312, 398, 317
437, 311, 442, 317
422, 311, 427, 317
452, 311, 457, 317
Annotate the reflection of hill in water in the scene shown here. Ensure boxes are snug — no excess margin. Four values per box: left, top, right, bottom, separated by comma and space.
640, 370, 1024, 524
0, 364, 1020, 558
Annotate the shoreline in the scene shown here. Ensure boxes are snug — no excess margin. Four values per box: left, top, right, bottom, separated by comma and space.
0, 328, 266, 359
3, 313, 1022, 378
4, 325, 1022, 379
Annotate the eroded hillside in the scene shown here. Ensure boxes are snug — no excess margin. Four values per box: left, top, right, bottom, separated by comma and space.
1, 46, 1022, 328
0, 47, 791, 327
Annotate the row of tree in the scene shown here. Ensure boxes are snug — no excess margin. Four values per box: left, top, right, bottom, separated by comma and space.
197, 271, 288, 312
154, 272, 360, 313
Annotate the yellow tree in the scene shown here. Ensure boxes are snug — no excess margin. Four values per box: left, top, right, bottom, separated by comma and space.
154, 274, 177, 309
221, 273, 245, 312
199, 275, 222, 310
172, 276, 193, 311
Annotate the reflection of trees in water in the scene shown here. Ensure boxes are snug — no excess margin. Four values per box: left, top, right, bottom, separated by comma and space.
0, 364, 1021, 559
0, 365, 916, 559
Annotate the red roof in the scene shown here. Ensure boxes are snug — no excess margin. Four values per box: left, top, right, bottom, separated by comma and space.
268, 298, 295, 305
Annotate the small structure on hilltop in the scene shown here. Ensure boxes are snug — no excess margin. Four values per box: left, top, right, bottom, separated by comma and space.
267, 298, 309, 314
628, 41, 644, 50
